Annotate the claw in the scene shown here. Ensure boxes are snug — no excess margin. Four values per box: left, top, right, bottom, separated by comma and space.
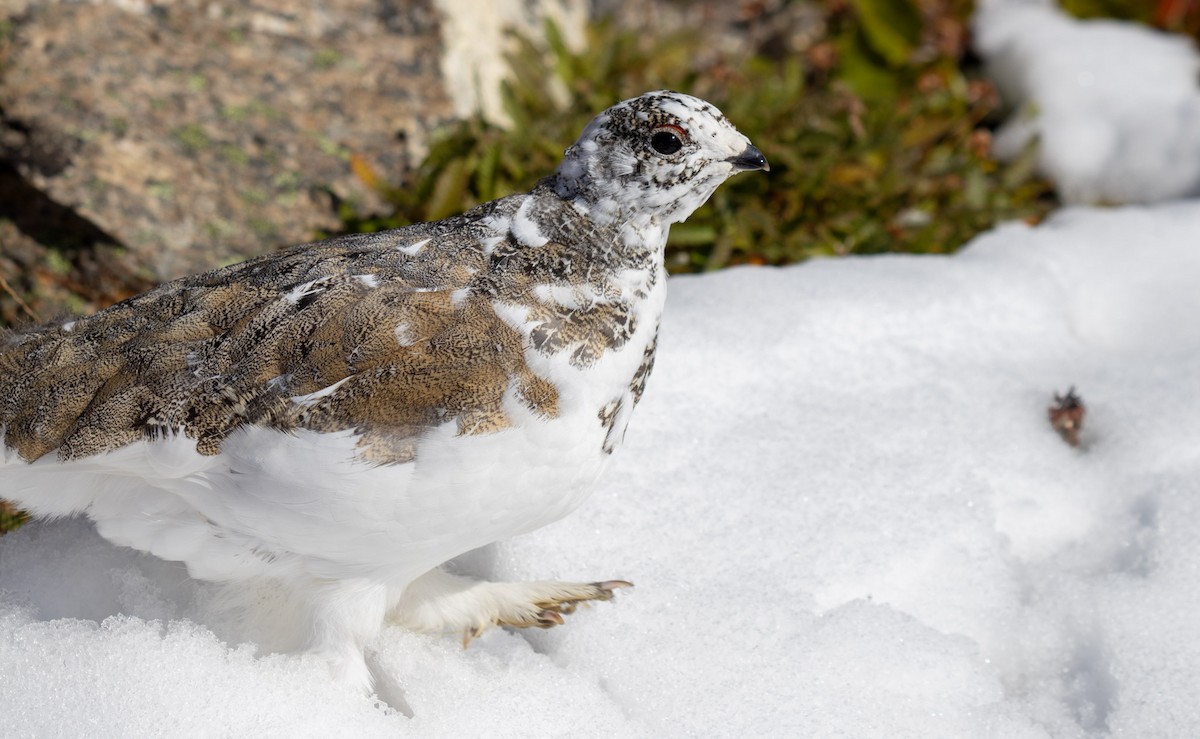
464, 579, 633, 643
590, 580, 633, 600
535, 609, 565, 628
594, 580, 633, 592
462, 624, 486, 649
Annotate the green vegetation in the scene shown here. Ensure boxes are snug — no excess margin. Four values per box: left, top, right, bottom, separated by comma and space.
1060, 0, 1152, 24
220, 144, 251, 165
313, 49, 342, 70
44, 248, 72, 276
250, 218, 279, 239
173, 122, 211, 152
343, 1, 1055, 271
0, 502, 27, 535
1062, 0, 1200, 37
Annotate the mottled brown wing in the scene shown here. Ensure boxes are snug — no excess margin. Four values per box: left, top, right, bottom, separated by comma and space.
0, 214, 555, 465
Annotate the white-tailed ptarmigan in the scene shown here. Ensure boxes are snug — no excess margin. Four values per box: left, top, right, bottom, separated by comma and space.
0, 91, 768, 693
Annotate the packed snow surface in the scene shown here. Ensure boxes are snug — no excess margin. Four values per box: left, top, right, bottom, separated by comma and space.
5, 4, 1200, 738
5, 202, 1200, 736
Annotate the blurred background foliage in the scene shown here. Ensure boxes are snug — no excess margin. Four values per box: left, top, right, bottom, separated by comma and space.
343, 0, 1059, 272
1064, 0, 1200, 36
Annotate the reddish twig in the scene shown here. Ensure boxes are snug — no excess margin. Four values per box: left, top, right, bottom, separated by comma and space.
0, 270, 41, 324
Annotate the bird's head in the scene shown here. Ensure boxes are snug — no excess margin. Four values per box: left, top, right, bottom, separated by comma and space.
552, 91, 769, 227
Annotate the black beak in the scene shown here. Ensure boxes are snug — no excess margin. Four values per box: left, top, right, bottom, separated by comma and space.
726, 144, 770, 172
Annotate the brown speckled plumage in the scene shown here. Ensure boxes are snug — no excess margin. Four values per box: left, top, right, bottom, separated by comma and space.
0, 182, 664, 464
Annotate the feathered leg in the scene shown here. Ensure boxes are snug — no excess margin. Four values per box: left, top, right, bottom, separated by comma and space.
299, 577, 388, 693
387, 567, 631, 646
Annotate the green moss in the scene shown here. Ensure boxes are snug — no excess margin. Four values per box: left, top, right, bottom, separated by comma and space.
222, 101, 282, 123
203, 218, 237, 242
44, 249, 72, 276
134, 228, 160, 245
248, 216, 279, 239
221, 104, 249, 122
173, 123, 211, 152
313, 49, 342, 70
240, 187, 267, 204
65, 294, 88, 315
147, 181, 176, 199
316, 136, 350, 160
248, 100, 281, 120
220, 144, 251, 165
271, 171, 302, 191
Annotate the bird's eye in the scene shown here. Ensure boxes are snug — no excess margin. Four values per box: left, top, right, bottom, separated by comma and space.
650, 125, 687, 155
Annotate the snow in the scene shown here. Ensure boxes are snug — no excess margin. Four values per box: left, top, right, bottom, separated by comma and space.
975, 0, 1200, 204
5, 5, 1200, 737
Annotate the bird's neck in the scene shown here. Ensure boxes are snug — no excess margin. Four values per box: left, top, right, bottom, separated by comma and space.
536, 176, 668, 264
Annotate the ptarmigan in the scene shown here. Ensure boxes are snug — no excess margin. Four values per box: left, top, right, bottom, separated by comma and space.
0, 91, 768, 693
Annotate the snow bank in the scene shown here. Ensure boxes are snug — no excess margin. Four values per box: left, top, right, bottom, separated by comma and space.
975, 0, 1200, 204
4, 201, 1200, 736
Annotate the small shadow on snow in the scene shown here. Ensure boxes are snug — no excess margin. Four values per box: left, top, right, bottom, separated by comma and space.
1063, 632, 1119, 734
1109, 495, 1158, 578
366, 649, 415, 718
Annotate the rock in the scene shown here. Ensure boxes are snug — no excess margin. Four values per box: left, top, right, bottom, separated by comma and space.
433, 0, 587, 125
0, 162, 154, 326
595, 0, 827, 60
0, 0, 457, 286
0, 0, 597, 324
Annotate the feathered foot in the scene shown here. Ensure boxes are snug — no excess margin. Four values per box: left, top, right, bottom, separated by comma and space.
460, 579, 632, 647
387, 568, 632, 646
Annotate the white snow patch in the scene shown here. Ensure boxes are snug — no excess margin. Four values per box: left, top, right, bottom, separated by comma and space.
975, 0, 1200, 203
